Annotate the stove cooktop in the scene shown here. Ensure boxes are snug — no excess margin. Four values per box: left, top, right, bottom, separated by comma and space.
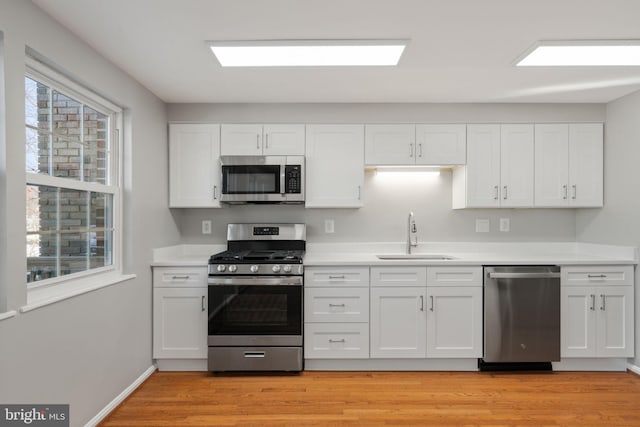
208, 249, 304, 265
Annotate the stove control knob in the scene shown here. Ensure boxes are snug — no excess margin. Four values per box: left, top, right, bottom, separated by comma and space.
216, 264, 226, 273
250, 265, 259, 273
283, 265, 292, 273
228, 265, 237, 273
272, 265, 281, 273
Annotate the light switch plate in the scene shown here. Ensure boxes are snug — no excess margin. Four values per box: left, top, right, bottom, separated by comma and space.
475, 219, 490, 233
202, 220, 212, 235
324, 219, 335, 234
500, 218, 510, 232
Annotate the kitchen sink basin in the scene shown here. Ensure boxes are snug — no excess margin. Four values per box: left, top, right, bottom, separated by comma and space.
376, 254, 457, 260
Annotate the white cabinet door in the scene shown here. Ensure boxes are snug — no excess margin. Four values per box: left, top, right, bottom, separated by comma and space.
263, 124, 305, 155
534, 124, 570, 207
561, 286, 597, 357
569, 123, 603, 207
500, 124, 533, 207
153, 287, 207, 359
415, 124, 466, 165
169, 123, 221, 208
305, 124, 365, 208
364, 124, 415, 165
426, 287, 482, 358
220, 124, 263, 155
464, 124, 501, 207
370, 287, 427, 358
596, 286, 634, 358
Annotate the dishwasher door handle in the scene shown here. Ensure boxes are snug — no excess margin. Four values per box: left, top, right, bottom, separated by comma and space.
488, 272, 561, 279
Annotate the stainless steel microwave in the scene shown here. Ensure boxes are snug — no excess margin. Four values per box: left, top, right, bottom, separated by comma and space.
220, 156, 305, 204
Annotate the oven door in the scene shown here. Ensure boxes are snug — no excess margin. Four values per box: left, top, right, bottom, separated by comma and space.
207, 276, 303, 346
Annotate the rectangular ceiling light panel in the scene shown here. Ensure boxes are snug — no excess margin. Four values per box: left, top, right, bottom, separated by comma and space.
208, 40, 408, 67
517, 40, 640, 66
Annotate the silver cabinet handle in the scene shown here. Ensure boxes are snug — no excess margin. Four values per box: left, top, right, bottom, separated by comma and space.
600, 295, 606, 311
494, 185, 499, 200
265, 133, 269, 149
357, 185, 361, 200
563, 185, 568, 200
329, 339, 346, 343
503, 185, 508, 200
588, 274, 607, 279
590, 294, 595, 311
244, 351, 265, 358
418, 143, 423, 158
420, 295, 424, 311
572, 184, 577, 200
213, 185, 217, 200
429, 295, 434, 311
256, 133, 260, 150
328, 275, 345, 280
329, 303, 346, 308
409, 143, 414, 158
201, 295, 206, 312
172, 275, 190, 280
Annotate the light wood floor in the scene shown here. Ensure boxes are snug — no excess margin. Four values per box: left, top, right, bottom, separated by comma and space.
99, 370, 640, 426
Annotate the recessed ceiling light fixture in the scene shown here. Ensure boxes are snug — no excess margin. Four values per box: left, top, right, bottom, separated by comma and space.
207, 39, 408, 67
516, 40, 640, 66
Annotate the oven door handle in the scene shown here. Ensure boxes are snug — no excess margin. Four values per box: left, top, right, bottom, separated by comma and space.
208, 276, 303, 286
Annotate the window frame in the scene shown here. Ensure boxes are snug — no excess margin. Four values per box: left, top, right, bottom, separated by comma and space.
24, 57, 123, 291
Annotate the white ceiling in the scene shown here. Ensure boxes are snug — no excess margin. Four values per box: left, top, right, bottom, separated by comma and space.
32, 0, 640, 104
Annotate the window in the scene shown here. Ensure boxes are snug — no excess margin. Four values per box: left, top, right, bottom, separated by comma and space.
25, 60, 121, 287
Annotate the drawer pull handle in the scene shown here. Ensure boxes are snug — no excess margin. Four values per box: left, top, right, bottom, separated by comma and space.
329, 303, 346, 308
329, 275, 346, 280
329, 339, 346, 343
588, 274, 607, 279
172, 275, 190, 280
244, 352, 265, 358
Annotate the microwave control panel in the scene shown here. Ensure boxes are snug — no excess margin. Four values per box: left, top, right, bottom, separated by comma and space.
285, 165, 302, 194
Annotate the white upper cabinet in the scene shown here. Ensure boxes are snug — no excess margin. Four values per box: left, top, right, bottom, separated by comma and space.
169, 123, 221, 208
220, 124, 305, 156
365, 124, 466, 166
500, 124, 534, 207
452, 124, 533, 208
415, 124, 466, 165
305, 124, 365, 208
535, 123, 603, 207
365, 124, 415, 165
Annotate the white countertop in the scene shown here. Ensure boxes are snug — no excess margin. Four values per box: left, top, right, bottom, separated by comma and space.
152, 242, 637, 267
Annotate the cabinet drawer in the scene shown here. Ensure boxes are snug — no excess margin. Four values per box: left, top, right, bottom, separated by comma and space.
562, 266, 633, 287
153, 267, 208, 288
427, 266, 482, 287
305, 267, 369, 287
371, 266, 427, 287
305, 288, 369, 323
304, 323, 369, 359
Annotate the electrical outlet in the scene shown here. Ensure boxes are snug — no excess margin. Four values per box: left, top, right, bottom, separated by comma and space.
202, 220, 212, 235
324, 219, 335, 234
500, 218, 510, 232
475, 219, 490, 233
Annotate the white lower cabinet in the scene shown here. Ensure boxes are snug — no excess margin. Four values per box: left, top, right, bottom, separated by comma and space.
304, 323, 369, 359
561, 266, 634, 358
370, 286, 427, 358
153, 267, 208, 364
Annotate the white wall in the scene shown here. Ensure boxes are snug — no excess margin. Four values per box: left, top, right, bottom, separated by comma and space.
168, 103, 604, 244
0, 2, 180, 425
576, 88, 640, 367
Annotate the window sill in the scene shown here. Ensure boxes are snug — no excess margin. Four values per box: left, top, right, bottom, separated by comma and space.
0, 311, 18, 322
21, 272, 136, 313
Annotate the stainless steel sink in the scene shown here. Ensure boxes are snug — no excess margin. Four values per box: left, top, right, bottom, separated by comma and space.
376, 254, 457, 260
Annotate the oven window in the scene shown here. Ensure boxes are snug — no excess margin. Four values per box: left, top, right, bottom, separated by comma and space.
222, 165, 280, 194
208, 285, 302, 336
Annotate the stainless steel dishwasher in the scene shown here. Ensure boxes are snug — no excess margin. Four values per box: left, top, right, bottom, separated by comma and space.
482, 266, 561, 369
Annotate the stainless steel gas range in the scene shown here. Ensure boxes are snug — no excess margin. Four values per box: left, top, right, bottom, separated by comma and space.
207, 223, 305, 372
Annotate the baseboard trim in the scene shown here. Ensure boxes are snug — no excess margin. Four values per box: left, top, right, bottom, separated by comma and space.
627, 363, 640, 376
85, 364, 156, 427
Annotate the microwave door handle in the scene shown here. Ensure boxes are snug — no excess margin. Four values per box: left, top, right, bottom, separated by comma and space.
280, 166, 286, 197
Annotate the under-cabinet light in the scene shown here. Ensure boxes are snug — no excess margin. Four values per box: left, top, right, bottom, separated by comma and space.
374, 166, 441, 177
516, 40, 640, 66
208, 39, 408, 67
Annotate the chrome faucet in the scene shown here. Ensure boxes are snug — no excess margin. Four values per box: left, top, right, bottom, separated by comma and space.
407, 211, 418, 254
